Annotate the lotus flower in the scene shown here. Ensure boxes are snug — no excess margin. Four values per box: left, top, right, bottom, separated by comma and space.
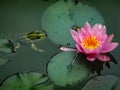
71, 22, 118, 62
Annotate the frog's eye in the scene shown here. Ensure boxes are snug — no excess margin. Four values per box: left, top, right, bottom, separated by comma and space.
72, 25, 81, 31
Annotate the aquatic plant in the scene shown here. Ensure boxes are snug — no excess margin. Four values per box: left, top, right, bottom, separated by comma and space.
71, 22, 118, 62
42, 0, 105, 47
0, 72, 54, 90
0, 0, 119, 90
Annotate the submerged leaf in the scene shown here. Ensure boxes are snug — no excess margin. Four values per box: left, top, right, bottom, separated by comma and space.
0, 72, 53, 90
47, 52, 91, 86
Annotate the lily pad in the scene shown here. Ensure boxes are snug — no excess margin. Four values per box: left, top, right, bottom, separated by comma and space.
81, 75, 120, 90
0, 57, 8, 66
47, 52, 91, 86
0, 38, 15, 53
42, 0, 105, 47
42, 0, 75, 47
0, 72, 54, 90
71, 2, 105, 27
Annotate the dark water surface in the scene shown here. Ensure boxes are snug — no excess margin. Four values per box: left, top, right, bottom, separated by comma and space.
0, 0, 120, 89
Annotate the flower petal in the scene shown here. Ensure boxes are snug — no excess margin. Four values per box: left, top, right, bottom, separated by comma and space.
70, 22, 119, 63
106, 34, 114, 43
102, 43, 119, 53
71, 30, 80, 43
87, 55, 96, 62
92, 24, 99, 31
96, 54, 110, 62
76, 44, 84, 53
101, 25, 106, 34
92, 25, 107, 42
84, 22, 91, 33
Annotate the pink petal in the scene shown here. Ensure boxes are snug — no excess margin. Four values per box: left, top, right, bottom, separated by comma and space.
102, 43, 119, 53
80, 44, 90, 54
96, 54, 110, 62
92, 25, 107, 42
80, 28, 90, 38
71, 30, 80, 43
76, 44, 84, 53
106, 34, 114, 43
84, 22, 91, 33
101, 25, 106, 34
92, 24, 99, 32
87, 55, 96, 62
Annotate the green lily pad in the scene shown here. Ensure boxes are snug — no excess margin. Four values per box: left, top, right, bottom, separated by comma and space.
0, 38, 15, 53
42, 0, 75, 47
71, 2, 105, 27
0, 72, 54, 90
47, 52, 91, 86
42, 0, 105, 47
81, 75, 120, 90
0, 57, 8, 66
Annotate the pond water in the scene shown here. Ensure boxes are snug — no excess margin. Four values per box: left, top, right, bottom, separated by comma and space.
0, 0, 120, 90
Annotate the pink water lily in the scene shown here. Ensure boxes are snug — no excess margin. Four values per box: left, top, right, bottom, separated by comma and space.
71, 22, 118, 62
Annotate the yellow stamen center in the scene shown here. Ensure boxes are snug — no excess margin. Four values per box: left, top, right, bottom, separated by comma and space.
82, 35, 100, 50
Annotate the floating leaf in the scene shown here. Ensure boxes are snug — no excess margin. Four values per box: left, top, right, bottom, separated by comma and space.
42, 0, 75, 47
47, 52, 91, 86
0, 72, 53, 90
81, 75, 120, 90
71, 2, 105, 27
